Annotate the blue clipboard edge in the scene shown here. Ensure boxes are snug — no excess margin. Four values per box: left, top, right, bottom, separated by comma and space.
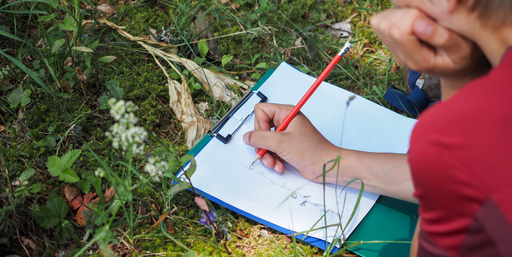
183, 65, 419, 256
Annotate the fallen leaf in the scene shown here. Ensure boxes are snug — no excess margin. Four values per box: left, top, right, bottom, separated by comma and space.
231, 2, 239, 9
21, 236, 37, 250
17, 108, 23, 119
195, 102, 209, 114
192, 10, 220, 60
220, 0, 229, 4
331, 21, 352, 38
36, 38, 46, 48
146, 213, 168, 234
104, 186, 115, 202
63, 185, 79, 202
166, 220, 177, 234
96, 2, 114, 15
62, 80, 72, 93
142, 27, 159, 43
150, 203, 158, 216
64, 57, 73, 66
194, 196, 209, 212
76, 67, 86, 82
71, 192, 97, 226
0, 125, 5, 132
236, 229, 248, 238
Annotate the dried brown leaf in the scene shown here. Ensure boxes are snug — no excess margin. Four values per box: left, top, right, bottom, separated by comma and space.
76, 67, 86, 82
63, 185, 79, 202
104, 186, 115, 202
36, 38, 46, 48
82, 18, 247, 148
194, 196, 209, 212
0, 125, 5, 132
72, 192, 98, 226
166, 220, 177, 234
17, 108, 23, 119
195, 101, 209, 114
96, 2, 114, 15
231, 2, 240, 9
64, 57, 73, 67
21, 236, 37, 250
62, 80, 72, 93
146, 213, 168, 234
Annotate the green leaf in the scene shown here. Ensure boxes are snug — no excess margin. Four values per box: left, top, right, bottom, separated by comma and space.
56, 220, 75, 244
105, 79, 124, 98
98, 56, 116, 63
21, 89, 31, 106
30, 183, 42, 193
0, 49, 53, 95
19, 168, 36, 181
60, 168, 80, 183
59, 15, 76, 31
35, 195, 68, 229
61, 149, 81, 169
90, 40, 99, 50
72, 46, 93, 53
183, 251, 206, 257
35, 208, 60, 229
47, 155, 63, 176
185, 158, 196, 178
35, 135, 57, 148
255, 62, 270, 70
180, 155, 193, 164
77, 179, 91, 194
48, 0, 59, 8
221, 54, 234, 68
251, 72, 262, 80
8, 87, 23, 107
98, 95, 109, 109
51, 39, 66, 53
198, 39, 209, 58
85, 52, 92, 68
38, 13, 57, 22
168, 181, 191, 195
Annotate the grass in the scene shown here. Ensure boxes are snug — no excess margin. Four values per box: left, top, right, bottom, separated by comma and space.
0, 0, 406, 255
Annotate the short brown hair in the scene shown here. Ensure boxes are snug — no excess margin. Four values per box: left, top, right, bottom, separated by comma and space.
468, 0, 512, 28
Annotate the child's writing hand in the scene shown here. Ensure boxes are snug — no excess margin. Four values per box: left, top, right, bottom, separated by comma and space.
243, 103, 340, 183
370, 8, 489, 87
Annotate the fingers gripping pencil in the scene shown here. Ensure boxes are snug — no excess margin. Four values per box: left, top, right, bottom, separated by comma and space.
251, 42, 352, 167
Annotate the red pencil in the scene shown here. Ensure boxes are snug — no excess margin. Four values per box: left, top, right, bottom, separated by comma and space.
251, 42, 352, 166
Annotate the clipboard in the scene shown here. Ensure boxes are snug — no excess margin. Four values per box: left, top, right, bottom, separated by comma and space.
184, 64, 419, 257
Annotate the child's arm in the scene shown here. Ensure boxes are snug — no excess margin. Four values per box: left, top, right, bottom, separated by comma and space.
243, 103, 417, 203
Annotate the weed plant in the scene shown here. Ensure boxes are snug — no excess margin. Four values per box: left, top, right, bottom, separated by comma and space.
0, 0, 405, 255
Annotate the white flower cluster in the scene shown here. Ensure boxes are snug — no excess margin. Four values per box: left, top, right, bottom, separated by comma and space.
95, 167, 106, 177
106, 98, 148, 155
144, 156, 168, 182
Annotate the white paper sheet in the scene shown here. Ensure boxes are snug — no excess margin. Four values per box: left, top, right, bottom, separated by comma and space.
186, 63, 417, 244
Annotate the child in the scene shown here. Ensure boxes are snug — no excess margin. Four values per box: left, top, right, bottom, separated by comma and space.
243, 1, 512, 256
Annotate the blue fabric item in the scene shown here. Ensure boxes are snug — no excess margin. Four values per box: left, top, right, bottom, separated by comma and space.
384, 86, 421, 117
384, 69, 433, 117
408, 69, 422, 90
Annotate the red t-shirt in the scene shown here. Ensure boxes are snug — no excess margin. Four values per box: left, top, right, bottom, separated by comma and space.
408, 49, 512, 257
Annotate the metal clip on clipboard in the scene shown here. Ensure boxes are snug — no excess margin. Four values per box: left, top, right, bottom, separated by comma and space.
210, 91, 268, 144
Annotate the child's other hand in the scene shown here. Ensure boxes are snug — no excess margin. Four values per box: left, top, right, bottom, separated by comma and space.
243, 103, 339, 183
370, 8, 489, 84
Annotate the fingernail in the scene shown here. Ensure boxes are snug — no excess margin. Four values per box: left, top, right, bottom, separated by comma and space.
414, 20, 433, 36
262, 159, 268, 167
274, 164, 279, 172
243, 133, 250, 145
